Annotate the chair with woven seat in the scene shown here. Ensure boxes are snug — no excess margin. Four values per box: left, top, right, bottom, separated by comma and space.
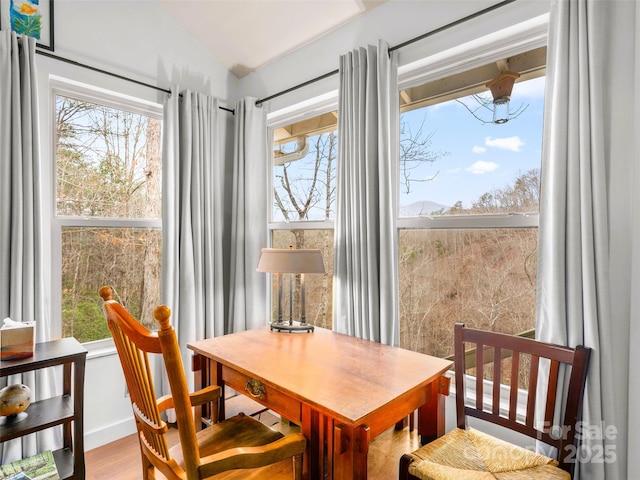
99, 286, 306, 480
399, 323, 591, 480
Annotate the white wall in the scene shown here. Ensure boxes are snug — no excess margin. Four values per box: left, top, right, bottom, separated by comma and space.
33, 0, 235, 451
51, 0, 235, 99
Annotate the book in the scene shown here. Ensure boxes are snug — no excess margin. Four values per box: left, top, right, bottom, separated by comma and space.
0, 450, 59, 480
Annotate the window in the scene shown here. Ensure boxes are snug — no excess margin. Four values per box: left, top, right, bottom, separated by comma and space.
52, 80, 163, 344
267, 42, 546, 348
398, 53, 545, 358
267, 107, 337, 329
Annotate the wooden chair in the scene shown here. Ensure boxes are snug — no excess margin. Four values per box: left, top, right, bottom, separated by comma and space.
399, 323, 591, 480
99, 286, 306, 480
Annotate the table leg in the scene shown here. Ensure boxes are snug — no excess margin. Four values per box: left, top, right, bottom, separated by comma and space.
192, 354, 205, 430
192, 354, 223, 428
333, 423, 370, 480
302, 405, 329, 480
418, 376, 449, 444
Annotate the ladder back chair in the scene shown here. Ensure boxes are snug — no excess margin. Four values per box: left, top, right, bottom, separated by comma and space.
99, 286, 306, 480
399, 323, 591, 480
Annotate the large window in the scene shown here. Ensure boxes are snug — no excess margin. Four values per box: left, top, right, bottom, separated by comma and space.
267, 109, 337, 328
398, 59, 545, 357
267, 45, 545, 353
52, 81, 163, 344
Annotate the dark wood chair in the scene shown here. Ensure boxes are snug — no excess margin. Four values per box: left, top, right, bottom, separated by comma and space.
399, 323, 591, 480
99, 286, 306, 480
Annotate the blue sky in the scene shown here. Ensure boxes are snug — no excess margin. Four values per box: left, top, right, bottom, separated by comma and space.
399, 76, 546, 209
272, 76, 546, 221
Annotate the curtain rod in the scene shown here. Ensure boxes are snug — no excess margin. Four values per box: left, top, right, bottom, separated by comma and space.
255, 0, 517, 107
35, 49, 236, 115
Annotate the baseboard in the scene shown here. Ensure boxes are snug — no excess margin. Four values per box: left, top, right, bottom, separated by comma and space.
84, 416, 137, 451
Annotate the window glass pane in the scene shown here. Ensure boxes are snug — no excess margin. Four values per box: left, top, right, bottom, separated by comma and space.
55, 95, 162, 219
61, 227, 162, 342
272, 112, 337, 221
398, 228, 537, 358
270, 230, 334, 329
55, 88, 162, 345
399, 77, 544, 216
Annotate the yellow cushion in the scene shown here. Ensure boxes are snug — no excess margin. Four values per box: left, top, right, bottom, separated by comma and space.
408, 427, 570, 480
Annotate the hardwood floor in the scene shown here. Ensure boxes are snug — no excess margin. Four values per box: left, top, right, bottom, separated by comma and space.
85, 396, 420, 479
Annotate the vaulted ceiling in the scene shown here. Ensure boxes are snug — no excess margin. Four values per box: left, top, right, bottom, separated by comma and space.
157, 0, 388, 78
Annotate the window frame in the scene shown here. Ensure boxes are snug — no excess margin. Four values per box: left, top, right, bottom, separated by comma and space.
396, 19, 547, 363
267, 93, 338, 229
263, 14, 547, 334
50, 77, 163, 351
265, 101, 338, 328
397, 13, 547, 231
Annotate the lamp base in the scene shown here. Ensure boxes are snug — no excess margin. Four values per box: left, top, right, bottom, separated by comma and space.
270, 321, 314, 333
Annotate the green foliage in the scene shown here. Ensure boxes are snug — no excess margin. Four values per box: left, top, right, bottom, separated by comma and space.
62, 291, 111, 343
432, 238, 449, 258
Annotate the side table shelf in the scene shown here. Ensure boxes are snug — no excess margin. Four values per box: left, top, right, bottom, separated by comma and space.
1, 338, 87, 480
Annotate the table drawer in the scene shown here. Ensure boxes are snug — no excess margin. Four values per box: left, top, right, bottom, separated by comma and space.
222, 366, 301, 423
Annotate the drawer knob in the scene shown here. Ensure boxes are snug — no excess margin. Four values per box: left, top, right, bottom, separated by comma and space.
245, 379, 266, 400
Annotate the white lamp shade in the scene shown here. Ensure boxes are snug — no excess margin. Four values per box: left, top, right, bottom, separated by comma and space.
256, 248, 325, 274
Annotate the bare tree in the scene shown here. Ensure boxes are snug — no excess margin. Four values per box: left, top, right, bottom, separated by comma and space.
56, 97, 162, 340
275, 132, 337, 223
140, 118, 162, 324
470, 169, 540, 214
398, 171, 540, 357
400, 117, 449, 194
273, 132, 337, 323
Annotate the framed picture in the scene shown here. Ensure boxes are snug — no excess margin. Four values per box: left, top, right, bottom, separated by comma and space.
0, 0, 54, 51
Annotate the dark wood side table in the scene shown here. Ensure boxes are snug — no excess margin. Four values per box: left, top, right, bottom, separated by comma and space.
1, 338, 87, 480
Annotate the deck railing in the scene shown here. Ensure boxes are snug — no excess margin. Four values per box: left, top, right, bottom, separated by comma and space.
446, 328, 536, 370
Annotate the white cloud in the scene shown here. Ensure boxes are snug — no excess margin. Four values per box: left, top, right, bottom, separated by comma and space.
485, 136, 525, 152
472, 146, 486, 154
467, 161, 499, 174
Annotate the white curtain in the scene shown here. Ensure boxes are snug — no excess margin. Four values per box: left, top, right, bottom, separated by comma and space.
227, 98, 268, 332
537, 1, 638, 478
334, 40, 399, 346
628, 3, 640, 478
162, 88, 226, 395
0, 30, 57, 463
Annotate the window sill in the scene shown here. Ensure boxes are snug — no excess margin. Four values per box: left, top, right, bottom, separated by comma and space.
82, 338, 117, 359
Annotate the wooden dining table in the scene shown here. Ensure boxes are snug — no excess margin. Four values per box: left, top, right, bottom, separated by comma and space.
188, 326, 451, 480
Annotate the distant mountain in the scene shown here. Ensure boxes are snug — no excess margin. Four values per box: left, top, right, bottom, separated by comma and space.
400, 200, 450, 217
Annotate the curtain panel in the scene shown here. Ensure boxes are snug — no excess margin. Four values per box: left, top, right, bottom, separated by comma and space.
333, 40, 400, 346
162, 89, 226, 400
537, 0, 638, 478
227, 98, 269, 333
628, 2, 640, 476
0, 30, 57, 464
162, 92, 267, 396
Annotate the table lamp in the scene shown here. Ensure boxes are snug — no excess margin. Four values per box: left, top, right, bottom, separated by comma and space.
256, 247, 325, 332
